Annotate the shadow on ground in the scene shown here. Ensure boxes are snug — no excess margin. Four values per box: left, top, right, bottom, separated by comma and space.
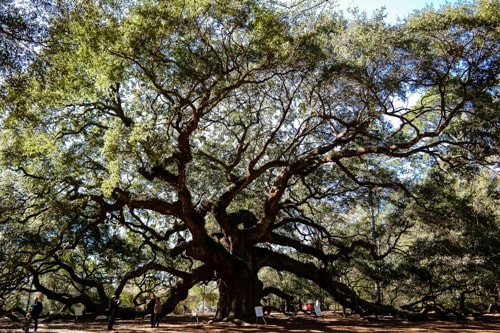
1, 311, 499, 333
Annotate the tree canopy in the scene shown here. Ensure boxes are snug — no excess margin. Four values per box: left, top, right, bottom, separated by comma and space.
0, 0, 498, 322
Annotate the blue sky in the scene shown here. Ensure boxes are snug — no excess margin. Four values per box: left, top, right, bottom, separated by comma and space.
336, 0, 466, 22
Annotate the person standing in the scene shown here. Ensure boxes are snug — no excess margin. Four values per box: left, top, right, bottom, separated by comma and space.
30, 297, 43, 332
146, 295, 157, 328
23, 313, 33, 333
153, 297, 162, 327
107, 295, 120, 330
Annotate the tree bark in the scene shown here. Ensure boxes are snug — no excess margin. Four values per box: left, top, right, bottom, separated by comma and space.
214, 260, 263, 322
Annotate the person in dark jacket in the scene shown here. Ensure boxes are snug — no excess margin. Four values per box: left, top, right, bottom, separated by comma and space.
30, 297, 43, 332
146, 295, 157, 328
107, 295, 120, 330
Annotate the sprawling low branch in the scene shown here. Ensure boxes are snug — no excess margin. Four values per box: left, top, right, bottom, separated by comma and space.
254, 247, 399, 317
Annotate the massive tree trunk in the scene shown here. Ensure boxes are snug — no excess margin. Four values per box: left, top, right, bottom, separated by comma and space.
214, 260, 263, 322
212, 232, 263, 322
185, 237, 261, 321
186, 210, 264, 322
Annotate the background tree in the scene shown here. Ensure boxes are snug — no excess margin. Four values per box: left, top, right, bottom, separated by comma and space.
0, 0, 498, 322
394, 168, 500, 316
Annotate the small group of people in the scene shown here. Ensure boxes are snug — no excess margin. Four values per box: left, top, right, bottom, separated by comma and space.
147, 294, 162, 328
21, 292, 164, 331
107, 293, 162, 330
23, 296, 43, 333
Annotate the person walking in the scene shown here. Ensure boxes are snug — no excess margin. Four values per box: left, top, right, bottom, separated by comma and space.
107, 295, 120, 330
30, 297, 43, 332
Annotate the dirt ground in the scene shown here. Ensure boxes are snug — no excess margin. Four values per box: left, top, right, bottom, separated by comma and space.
1, 311, 499, 333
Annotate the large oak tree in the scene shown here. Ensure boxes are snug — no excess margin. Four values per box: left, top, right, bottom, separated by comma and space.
1, 0, 498, 322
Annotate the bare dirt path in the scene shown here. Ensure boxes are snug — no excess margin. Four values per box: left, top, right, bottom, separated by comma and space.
1, 312, 499, 333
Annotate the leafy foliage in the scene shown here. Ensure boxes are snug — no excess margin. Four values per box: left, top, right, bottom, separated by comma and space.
0, 0, 498, 321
